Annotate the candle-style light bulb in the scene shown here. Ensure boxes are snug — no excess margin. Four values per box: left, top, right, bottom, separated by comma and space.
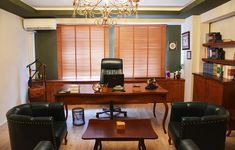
104, 0, 109, 5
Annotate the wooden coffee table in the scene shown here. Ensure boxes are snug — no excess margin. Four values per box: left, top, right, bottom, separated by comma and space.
82, 119, 158, 150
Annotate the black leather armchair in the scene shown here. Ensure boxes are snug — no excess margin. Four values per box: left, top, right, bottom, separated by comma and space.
168, 102, 229, 150
6, 102, 68, 150
96, 58, 127, 118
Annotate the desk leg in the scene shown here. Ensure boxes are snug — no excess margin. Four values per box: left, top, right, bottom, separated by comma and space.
163, 101, 168, 134
94, 140, 102, 150
153, 102, 156, 118
138, 139, 146, 150
64, 104, 68, 120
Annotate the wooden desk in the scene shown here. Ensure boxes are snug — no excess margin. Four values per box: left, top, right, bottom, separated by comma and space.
82, 119, 158, 150
54, 83, 168, 133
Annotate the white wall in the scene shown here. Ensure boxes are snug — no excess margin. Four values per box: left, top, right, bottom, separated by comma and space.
210, 16, 235, 59
181, 16, 200, 101
0, 9, 34, 125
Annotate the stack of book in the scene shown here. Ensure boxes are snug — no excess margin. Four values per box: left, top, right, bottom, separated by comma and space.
203, 63, 214, 75
203, 63, 222, 77
203, 63, 235, 80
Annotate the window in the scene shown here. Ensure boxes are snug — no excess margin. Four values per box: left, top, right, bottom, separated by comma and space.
57, 25, 109, 79
57, 24, 166, 80
114, 25, 166, 78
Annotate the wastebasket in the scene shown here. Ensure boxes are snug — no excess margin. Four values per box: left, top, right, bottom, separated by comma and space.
72, 107, 85, 126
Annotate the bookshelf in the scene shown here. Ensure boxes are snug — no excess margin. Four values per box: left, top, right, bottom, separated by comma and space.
202, 41, 235, 48
202, 58, 235, 66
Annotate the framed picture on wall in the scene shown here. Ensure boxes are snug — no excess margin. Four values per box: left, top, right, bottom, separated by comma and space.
182, 31, 190, 50
187, 51, 191, 59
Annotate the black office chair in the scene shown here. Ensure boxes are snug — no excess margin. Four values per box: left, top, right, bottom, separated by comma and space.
96, 58, 127, 119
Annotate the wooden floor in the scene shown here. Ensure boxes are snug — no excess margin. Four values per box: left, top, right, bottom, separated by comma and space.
1, 104, 235, 150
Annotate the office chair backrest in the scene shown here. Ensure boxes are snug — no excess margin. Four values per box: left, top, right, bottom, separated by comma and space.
100, 58, 123, 84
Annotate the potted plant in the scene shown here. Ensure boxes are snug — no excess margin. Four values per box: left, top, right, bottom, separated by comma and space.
174, 64, 183, 79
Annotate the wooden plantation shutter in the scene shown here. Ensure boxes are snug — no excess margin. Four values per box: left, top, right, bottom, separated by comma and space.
115, 26, 134, 77
59, 26, 76, 79
75, 26, 90, 78
57, 25, 109, 79
115, 25, 166, 78
134, 26, 148, 77
148, 25, 166, 77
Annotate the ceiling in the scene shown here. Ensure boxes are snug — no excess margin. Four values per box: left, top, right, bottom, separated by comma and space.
0, 0, 231, 18
20, 0, 194, 9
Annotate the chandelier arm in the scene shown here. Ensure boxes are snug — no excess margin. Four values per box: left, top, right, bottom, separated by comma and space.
72, 0, 139, 25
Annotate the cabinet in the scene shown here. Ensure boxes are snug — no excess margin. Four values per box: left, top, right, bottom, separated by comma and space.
193, 73, 235, 107
157, 79, 185, 102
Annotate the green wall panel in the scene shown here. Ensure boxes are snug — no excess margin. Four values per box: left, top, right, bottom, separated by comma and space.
166, 25, 181, 72
35, 30, 58, 80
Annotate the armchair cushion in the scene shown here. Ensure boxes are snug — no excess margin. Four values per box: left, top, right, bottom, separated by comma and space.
6, 102, 67, 150
168, 102, 229, 150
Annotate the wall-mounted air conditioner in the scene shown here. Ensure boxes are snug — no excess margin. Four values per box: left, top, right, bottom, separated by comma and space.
23, 19, 57, 31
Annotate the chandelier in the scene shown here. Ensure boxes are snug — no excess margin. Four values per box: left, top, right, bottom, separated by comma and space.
73, 0, 139, 25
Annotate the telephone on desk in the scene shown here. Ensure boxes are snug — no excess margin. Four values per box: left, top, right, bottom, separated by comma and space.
145, 78, 158, 90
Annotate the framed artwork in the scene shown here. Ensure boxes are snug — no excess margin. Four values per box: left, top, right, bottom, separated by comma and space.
168, 41, 177, 50
187, 51, 191, 59
182, 31, 190, 50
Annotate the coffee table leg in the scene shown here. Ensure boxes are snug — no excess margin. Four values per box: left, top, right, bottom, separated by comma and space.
94, 140, 102, 150
138, 139, 146, 150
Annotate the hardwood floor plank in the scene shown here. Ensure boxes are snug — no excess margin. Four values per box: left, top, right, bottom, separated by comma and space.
0, 104, 234, 150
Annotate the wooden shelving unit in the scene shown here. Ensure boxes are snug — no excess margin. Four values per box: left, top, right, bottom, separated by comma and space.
202, 41, 235, 65
202, 41, 235, 48
202, 58, 235, 66
195, 40, 235, 132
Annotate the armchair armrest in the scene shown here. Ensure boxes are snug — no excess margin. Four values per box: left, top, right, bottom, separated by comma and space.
33, 141, 54, 150
49, 102, 66, 121
179, 139, 200, 150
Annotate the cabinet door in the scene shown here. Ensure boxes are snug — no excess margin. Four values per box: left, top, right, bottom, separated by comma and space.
157, 80, 172, 102
205, 79, 223, 105
193, 75, 206, 102
158, 79, 184, 102
170, 80, 185, 102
